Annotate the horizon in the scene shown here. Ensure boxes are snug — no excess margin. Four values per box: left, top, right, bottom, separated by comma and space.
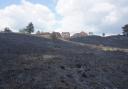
0, 0, 128, 35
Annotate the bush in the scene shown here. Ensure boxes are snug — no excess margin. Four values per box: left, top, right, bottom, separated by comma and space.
4, 27, 12, 33
51, 32, 62, 40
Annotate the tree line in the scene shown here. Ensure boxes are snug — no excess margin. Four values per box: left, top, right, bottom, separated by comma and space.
1, 22, 128, 37
2, 22, 34, 34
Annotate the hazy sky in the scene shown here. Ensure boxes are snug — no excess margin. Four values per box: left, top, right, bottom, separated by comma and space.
0, 0, 128, 35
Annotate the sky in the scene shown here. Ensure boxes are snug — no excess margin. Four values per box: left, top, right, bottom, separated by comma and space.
0, 0, 128, 35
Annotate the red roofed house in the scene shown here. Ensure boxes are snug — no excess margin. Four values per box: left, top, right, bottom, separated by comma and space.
71, 31, 88, 38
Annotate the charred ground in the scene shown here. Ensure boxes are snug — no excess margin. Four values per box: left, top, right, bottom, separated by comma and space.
0, 33, 128, 89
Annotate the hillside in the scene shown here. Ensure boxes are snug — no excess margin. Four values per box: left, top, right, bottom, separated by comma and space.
70, 35, 128, 48
0, 33, 128, 89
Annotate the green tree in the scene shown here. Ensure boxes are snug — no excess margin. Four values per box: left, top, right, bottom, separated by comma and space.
51, 32, 62, 40
122, 24, 128, 36
19, 22, 34, 34
26, 22, 34, 34
4, 27, 12, 33
102, 33, 105, 37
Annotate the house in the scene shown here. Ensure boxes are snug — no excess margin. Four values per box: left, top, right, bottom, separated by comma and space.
71, 31, 88, 38
80, 31, 88, 37
61, 32, 70, 39
38, 32, 51, 38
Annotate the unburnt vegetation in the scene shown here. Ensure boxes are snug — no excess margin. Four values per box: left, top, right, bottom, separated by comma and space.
0, 33, 128, 89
